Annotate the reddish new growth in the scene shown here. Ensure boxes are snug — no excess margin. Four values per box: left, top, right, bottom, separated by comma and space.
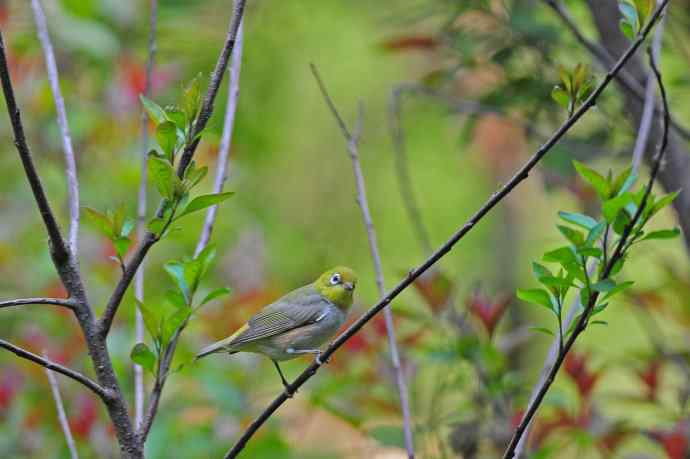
466, 289, 510, 337
649, 424, 689, 459
563, 351, 600, 400
637, 359, 663, 402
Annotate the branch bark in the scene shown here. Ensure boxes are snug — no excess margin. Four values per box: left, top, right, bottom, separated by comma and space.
311, 65, 416, 459
223, 3, 667, 456
0, 339, 109, 401
133, 0, 158, 429
30, 0, 80, 256
0, 297, 76, 310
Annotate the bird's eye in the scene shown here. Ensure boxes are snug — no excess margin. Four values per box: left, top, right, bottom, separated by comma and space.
329, 273, 341, 285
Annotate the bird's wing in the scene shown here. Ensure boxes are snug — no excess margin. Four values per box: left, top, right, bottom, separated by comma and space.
229, 286, 329, 346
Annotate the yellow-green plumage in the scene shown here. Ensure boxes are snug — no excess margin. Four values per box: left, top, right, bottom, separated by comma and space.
196, 267, 357, 364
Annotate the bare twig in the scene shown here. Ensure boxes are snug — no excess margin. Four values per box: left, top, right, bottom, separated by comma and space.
30, 0, 80, 256
43, 351, 79, 459
502, 25, 671, 459
0, 339, 109, 401
133, 0, 158, 429
223, 3, 667, 456
311, 65, 415, 458
632, 0, 666, 174
0, 31, 70, 265
138, 17, 245, 443
543, 0, 690, 141
0, 297, 76, 310
98, 0, 247, 338
388, 88, 433, 255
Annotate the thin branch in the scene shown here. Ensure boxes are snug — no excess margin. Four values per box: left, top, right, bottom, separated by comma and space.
543, 0, 690, 141
0, 339, 109, 401
0, 297, 76, 310
43, 351, 79, 459
138, 17, 245, 443
0, 31, 70, 265
502, 27, 671, 459
133, 0, 158, 430
388, 87, 433, 255
224, 3, 668, 456
97, 0, 247, 338
311, 64, 415, 459
30, 0, 80, 256
632, 0, 667, 174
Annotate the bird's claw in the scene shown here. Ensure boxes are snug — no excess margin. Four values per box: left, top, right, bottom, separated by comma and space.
315, 352, 329, 365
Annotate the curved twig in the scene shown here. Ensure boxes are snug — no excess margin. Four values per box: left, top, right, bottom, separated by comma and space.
0, 339, 110, 401
223, 2, 668, 457
0, 297, 76, 310
43, 351, 80, 459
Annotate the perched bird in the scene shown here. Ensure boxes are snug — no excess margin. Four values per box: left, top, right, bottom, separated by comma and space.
196, 266, 357, 391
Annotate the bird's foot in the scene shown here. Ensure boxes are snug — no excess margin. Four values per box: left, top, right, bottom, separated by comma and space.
315, 351, 330, 365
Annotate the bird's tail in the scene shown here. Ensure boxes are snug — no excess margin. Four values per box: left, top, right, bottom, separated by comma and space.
195, 324, 248, 361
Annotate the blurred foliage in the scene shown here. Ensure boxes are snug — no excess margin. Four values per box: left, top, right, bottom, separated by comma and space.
1, 0, 690, 458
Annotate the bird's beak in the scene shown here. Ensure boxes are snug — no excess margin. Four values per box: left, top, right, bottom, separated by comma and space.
344, 282, 354, 291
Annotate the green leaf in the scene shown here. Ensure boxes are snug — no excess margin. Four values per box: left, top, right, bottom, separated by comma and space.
557, 225, 584, 246
611, 167, 637, 197
602, 192, 634, 223
196, 244, 217, 281
576, 246, 603, 259
113, 236, 132, 259
619, 19, 635, 40
136, 300, 161, 342
591, 320, 608, 326
551, 86, 570, 109
619, 1, 639, 33
591, 279, 616, 293
183, 161, 209, 190
538, 276, 574, 290
532, 262, 552, 280
530, 326, 555, 337
182, 73, 203, 122
585, 222, 607, 247
83, 207, 114, 239
140, 95, 167, 125
148, 155, 177, 199
573, 160, 610, 198
165, 105, 186, 130
156, 121, 178, 161
130, 343, 156, 373
543, 246, 577, 265
164, 261, 191, 304
602, 280, 634, 301
200, 287, 231, 307
649, 191, 680, 216
634, 0, 653, 27
558, 211, 598, 230
517, 288, 556, 314
161, 307, 191, 347
175, 192, 235, 221
147, 216, 166, 235
641, 228, 681, 241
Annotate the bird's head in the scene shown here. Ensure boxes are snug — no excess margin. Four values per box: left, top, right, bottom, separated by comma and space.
315, 266, 357, 309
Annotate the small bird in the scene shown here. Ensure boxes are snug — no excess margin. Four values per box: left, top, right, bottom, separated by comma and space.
196, 266, 357, 391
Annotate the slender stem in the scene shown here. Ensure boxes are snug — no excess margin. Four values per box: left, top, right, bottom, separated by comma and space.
0, 339, 109, 401
0, 297, 76, 310
311, 65, 415, 458
97, 0, 247, 338
502, 24, 671, 459
43, 351, 80, 459
138, 17, 245, 443
0, 31, 70, 265
30, 0, 80, 256
632, 0, 667, 174
223, 4, 668, 457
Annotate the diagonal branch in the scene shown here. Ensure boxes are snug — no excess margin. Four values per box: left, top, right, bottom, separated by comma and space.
0, 338, 110, 401
223, 2, 668, 456
133, 0, 159, 429
97, 0, 247, 338
0, 297, 76, 310
311, 64, 416, 459
43, 351, 80, 459
502, 39, 671, 459
30, 0, 80, 257
138, 17, 245, 444
0, 31, 70, 265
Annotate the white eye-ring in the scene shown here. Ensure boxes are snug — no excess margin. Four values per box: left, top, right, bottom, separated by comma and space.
329, 273, 341, 285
